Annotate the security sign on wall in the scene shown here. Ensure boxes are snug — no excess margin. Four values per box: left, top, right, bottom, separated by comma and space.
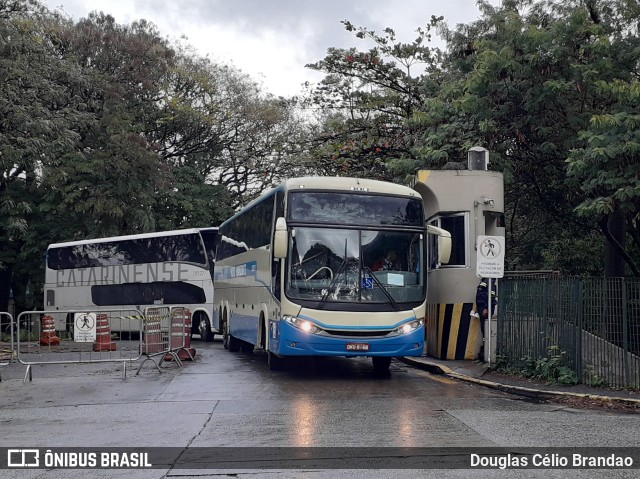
476, 235, 505, 278
74, 312, 97, 342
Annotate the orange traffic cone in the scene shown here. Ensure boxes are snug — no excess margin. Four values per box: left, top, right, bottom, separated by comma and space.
93, 314, 116, 352
165, 308, 196, 361
39, 315, 61, 346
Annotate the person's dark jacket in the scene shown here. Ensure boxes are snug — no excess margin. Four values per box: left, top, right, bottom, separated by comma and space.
475, 279, 497, 319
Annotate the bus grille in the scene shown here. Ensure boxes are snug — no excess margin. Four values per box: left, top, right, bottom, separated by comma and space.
323, 329, 391, 338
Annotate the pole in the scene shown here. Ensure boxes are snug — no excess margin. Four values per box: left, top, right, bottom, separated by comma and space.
487, 278, 492, 364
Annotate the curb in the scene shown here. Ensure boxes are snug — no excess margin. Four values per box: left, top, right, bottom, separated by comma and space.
400, 357, 640, 408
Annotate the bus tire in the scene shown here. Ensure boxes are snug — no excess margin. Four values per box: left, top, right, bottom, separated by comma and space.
240, 341, 254, 354
228, 334, 241, 353
259, 315, 267, 350
220, 313, 229, 349
195, 312, 214, 342
268, 351, 285, 371
372, 356, 392, 376
223, 316, 240, 352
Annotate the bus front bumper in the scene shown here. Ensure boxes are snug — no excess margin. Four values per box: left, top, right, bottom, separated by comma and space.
268, 319, 424, 357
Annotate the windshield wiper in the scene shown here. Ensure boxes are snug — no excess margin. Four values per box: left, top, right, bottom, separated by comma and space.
363, 266, 400, 311
317, 240, 348, 310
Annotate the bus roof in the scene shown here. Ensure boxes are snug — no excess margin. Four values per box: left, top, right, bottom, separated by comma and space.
228, 176, 420, 222
47, 227, 218, 250
282, 176, 418, 197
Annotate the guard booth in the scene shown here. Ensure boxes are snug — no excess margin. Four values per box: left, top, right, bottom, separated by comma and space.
412, 147, 505, 361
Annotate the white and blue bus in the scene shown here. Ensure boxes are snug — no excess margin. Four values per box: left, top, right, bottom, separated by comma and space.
213, 177, 451, 373
44, 228, 219, 340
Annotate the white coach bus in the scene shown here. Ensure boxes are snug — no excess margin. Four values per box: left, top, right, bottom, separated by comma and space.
43, 228, 219, 340
213, 176, 451, 374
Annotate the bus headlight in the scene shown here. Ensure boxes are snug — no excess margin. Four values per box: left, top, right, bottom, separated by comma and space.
393, 319, 423, 336
283, 315, 322, 334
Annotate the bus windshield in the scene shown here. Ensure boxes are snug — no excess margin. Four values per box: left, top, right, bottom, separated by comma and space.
47, 233, 207, 270
286, 227, 424, 305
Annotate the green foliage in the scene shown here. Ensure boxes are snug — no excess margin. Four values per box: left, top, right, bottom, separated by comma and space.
304, 18, 444, 182
492, 354, 518, 374
519, 347, 579, 385
154, 165, 233, 230
0, 1, 299, 313
3, 0, 640, 315
566, 77, 640, 275
584, 365, 607, 388
539, 233, 604, 275
304, 0, 640, 277
0, 1, 89, 311
498, 354, 608, 388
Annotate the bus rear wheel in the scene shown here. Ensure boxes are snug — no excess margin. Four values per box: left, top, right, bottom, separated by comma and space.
228, 334, 241, 352
223, 318, 240, 352
372, 356, 392, 376
195, 313, 214, 342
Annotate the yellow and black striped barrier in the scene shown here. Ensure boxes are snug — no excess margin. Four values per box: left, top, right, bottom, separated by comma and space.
426, 303, 482, 360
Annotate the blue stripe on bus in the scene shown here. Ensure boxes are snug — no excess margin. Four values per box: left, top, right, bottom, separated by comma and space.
214, 261, 258, 281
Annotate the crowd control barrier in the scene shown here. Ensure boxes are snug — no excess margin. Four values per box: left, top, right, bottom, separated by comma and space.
165, 307, 196, 362
0, 312, 15, 382
136, 306, 172, 374
16, 309, 144, 382
135, 306, 187, 375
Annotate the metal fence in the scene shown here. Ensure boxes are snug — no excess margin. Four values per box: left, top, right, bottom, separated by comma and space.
15, 308, 145, 381
1, 307, 197, 382
498, 276, 640, 389
0, 312, 15, 381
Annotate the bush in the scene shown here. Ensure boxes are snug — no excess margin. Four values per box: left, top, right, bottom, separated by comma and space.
518, 347, 579, 385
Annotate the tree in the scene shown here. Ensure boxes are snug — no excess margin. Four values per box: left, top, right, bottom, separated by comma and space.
40, 12, 175, 237
304, 19, 443, 182
207, 67, 309, 208
305, 0, 639, 276
566, 79, 640, 277
414, 0, 639, 275
0, 0, 90, 311
1, 1, 309, 313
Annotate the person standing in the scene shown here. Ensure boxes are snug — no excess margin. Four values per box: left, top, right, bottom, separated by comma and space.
475, 278, 497, 350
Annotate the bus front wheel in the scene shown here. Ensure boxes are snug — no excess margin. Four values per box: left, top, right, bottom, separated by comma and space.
268, 351, 285, 371
372, 356, 391, 376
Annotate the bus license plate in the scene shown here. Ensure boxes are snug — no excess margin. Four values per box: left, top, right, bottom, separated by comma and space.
346, 343, 369, 351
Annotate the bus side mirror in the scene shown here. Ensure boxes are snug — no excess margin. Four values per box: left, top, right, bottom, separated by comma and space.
427, 225, 452, 265
273, 217, 288, 258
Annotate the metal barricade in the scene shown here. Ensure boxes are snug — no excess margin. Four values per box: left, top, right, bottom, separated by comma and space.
16, 309, 144, 382
1, 312, 16, 382
136, 306, 181, 374
166, 307, 196, 362
135, 306, 198, 374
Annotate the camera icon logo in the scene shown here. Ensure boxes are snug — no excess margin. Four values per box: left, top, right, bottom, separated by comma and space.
7, 449, 40, 468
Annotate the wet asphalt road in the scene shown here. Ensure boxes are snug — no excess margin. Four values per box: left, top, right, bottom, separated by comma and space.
1, 338, 639, 478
